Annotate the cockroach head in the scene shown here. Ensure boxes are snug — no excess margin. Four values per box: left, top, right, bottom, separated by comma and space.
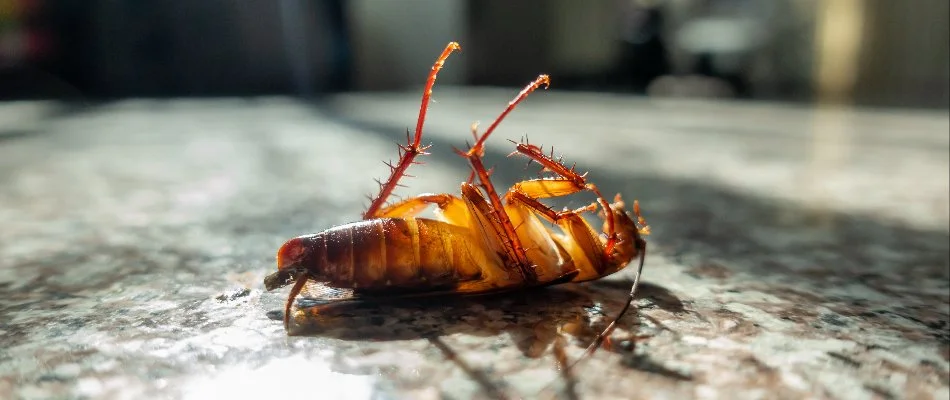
604, 195, 650, 266
265, 236, 309, 291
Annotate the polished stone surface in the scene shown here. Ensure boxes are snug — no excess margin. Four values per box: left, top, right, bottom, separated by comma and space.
1, 90, 947, 400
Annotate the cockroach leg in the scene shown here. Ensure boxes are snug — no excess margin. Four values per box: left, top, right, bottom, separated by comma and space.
454, 183, 531, 289
633, 199, 652, 235
505, 191, 594, 223
372, 193, 479, 231
461, 149, 535, 282
467, 75, 550, 157
506, 191, 610, 280
283, 273, 310, 331
363, 42, 461, 220
454, 75, 551, 283
372, 194, 455, 218
511, 142, 618, 259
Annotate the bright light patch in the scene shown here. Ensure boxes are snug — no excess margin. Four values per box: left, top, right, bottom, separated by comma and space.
184, 355, 375, 400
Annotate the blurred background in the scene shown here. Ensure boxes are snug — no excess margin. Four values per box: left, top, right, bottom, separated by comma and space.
1, 0, 947, 110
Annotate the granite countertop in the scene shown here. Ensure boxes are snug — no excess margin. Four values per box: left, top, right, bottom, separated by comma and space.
1, 89, 947, 400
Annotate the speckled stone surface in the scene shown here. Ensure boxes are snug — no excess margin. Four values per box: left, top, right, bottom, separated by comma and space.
1, 90, 947, 400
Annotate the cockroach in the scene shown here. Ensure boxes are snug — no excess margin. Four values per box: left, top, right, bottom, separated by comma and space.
264, 41, 651, 370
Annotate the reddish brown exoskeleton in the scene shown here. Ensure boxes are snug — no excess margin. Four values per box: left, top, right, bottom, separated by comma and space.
264, 41, 650, 366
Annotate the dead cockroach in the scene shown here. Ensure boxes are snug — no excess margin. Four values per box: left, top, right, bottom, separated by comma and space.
264, 41, 651, 367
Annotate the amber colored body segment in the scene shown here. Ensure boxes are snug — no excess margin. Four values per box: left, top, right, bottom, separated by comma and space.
279, 218, 489, 291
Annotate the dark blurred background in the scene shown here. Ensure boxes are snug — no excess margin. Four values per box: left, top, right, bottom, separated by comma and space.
1, 0, 948, 109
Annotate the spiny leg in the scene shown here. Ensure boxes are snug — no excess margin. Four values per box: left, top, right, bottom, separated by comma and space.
510, 142, 618, 261
454, 74, 551, 283
363, 42, 461, 220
